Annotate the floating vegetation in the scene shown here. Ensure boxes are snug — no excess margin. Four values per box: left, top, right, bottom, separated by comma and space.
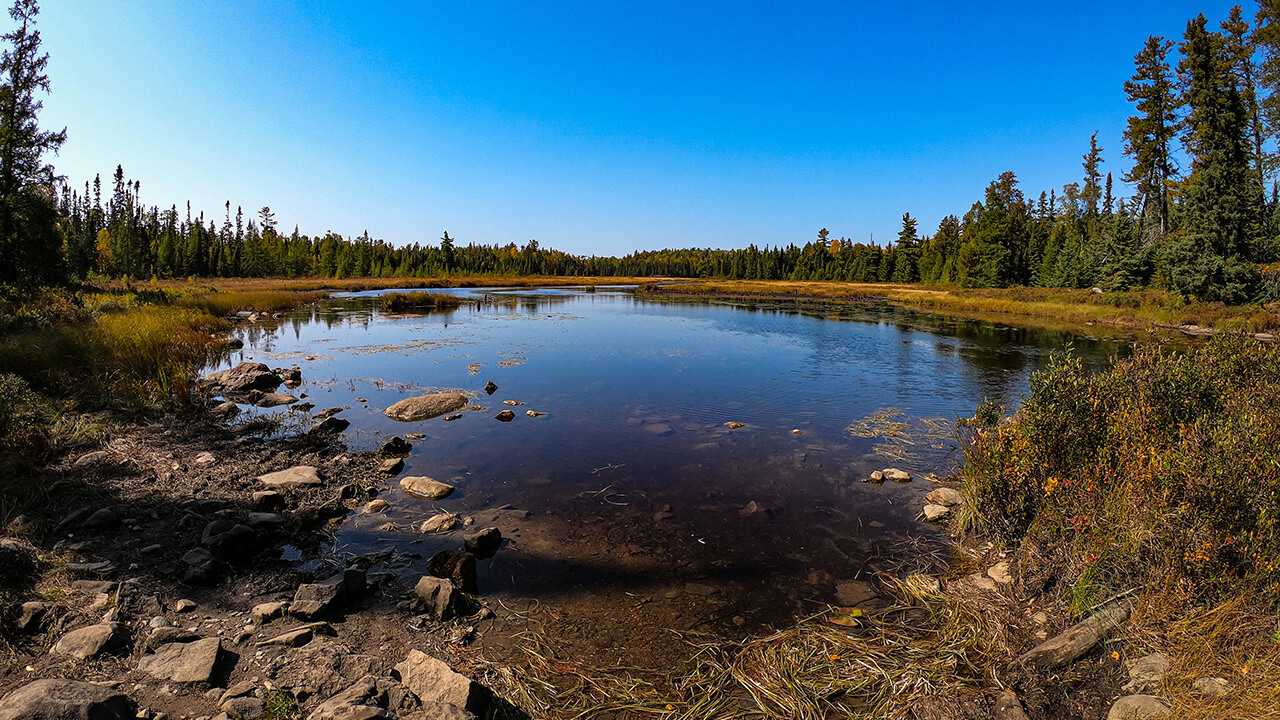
846, 408, 954, 466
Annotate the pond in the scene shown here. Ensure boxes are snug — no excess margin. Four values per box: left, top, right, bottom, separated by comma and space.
214, 286, 1130, 666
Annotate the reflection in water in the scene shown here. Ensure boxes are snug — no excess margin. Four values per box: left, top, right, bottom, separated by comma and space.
216, 288, 1130, 634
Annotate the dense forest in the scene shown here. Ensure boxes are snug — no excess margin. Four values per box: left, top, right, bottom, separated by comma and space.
7, 4, 1280, 304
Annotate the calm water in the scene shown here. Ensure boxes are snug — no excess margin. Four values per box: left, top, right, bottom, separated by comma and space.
215, 287, 1129, 635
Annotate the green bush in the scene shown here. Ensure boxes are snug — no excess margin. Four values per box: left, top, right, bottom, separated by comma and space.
963, 336, 1280, 601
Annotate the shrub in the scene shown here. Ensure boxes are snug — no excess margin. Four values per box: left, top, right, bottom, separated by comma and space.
963, 336, 1280, 603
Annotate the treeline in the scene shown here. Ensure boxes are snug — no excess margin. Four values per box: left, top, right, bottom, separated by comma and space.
12, 3, 1280, 305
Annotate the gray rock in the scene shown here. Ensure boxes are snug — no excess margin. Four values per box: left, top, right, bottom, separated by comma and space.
308, 417, 350, 434
414, 577, 462, 621
364, 500, 390, 514
427, 552, 477, 595
0, 679, 132, 720
220, 697, 265, 720
253, 491, 285, 510
881, 468, 911, 482
315, 407, 344, 421
73, 451, 108, 467
306, 675, 425, 720
202, 521, 258, 559
258, 627, 314, 648
1191, 676, 1232, 697
1106, 695, 1171, 720
201, 363, 283, 393
247, 512, 281, 528
138, 637, 225, 683
256, 393, 299, 408
378, 458, 404, 476
923, 504, 950, 521
16, 601, 46, 633
174, 598, 197, 613
384, 394, 468, 422
400, 477, 455, 501
145, 626, 200, 651
69, 580, 117, 595
462, 528, 501, 559
394, 651, 489, 715
52, 622, 128, 660
257, 466, 322, 489
925, 487, 965, 506
1122, 652, 1170, 694
419, 514, 458, 534
81, 508, 119, 530
251, 602, 289, 623
292, 570, 363, 618
1018, 600, 1133, 668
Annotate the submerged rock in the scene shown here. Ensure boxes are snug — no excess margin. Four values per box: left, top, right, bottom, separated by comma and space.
494, 410, 515, 422
201, 362, 282, 393
483, 381, 498, 395
420, 513, 459, 534
925, 487, 965, 507
385, 394, 469, 422
923, 504, 949, 521
882, 468, 911, 482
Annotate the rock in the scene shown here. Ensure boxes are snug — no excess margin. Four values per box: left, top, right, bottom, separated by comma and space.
194, 451, 216, 465
145, 626, 200, 652
306, 675, 427, 720
202, 362, 282, 393
52, 622, 128, 659
463, 528, 501, 559
962, 572, 999, 593
1091, 286, 1104, 294
82, 507, 119, 530
987, 561, 1014, 585
202, 521, 258, 559
868, 471, 884, 483
684, 583, 717, 596
0, 679, 132, 720
247, 512, 281, 528
834, 580, 878, 608
253, 491, 285, 510
281, 366, 301, 383
923, 504, 950, 521
182, 547, 219, 577
315, 407, 344, 421
525, 410, 546, 417
258, 466, 322, 489
211, 402, 240, 419
291, 572, 356, 619
379, 437, 413, 457
724, 421, 746, 429
1106, 695, 1170, 720
401, 477, 455, 501
309, 417, 351, 434
15, 601, 46, 633
394, 650, 490, 715
925, 487, 965, 506
501, 400, 523, 406
882, 468, 911, 482
1191, 676, 1232, 697
493, 410, 514, 422
420, 513, 459, 534
414, 577, 462, 621
251, 602, 288, 624
220, 697, 265, 720
738, 501, 773, 519
70, 580, 117, 594
427, 552, 477, 594
364, 500, 390, 514
1018, 600, 1133, 668
294, 401, 315, 413
994, 691, 1030, 720
378, 458, 404, 475
1122, 652, 1170, 694
483, 381, 498, 395
259, 627, 315, 648
442, 414, 462, 422
73, 451, 108, 467
139, 637, 225, 683
256, 393, 299, 408
385, 394, 469, 422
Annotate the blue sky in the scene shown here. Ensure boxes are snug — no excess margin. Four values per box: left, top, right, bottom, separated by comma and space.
37, 1, 1251, 256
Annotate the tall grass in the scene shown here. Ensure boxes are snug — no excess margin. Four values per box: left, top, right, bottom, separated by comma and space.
378, 290, 465, 312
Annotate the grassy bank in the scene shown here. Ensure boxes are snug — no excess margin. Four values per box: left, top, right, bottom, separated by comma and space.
963, 335, 1280, 717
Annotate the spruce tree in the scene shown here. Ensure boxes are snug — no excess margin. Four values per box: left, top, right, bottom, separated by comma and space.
0, 0, 65, 285
1123, 35, 1178, 242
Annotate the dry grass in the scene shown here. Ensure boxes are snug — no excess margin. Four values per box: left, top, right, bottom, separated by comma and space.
484, 576, 1012, 720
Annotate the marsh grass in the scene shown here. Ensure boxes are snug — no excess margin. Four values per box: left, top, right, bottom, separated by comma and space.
486, 575, 1010, 720
379, 290, 466, 312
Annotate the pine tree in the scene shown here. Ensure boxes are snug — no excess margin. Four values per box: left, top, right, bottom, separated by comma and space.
1222, 5, 1268, 195
0, 0, 64, 285
1123, 35, 1178, 242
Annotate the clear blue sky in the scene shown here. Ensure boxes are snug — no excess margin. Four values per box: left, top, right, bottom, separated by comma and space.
36, 1, 1250, 256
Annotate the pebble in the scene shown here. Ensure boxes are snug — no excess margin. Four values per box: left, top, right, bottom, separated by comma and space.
174, 599, 197, 613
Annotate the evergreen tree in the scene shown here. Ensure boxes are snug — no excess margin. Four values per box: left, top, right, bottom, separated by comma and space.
0, 0, 63, 285
1123, 35, 1178, 242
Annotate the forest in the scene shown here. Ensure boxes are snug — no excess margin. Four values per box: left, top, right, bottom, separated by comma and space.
6, 5, 1280, 305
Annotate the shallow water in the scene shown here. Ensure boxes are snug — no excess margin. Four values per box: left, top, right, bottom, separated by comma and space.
215, 287, 1129, 653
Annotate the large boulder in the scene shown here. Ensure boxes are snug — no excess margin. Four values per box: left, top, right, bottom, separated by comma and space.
202, 362, 282, 393
393, 651, 489, 716
138, 637, 224, 683
0, 679, 132, 720
384, 394, 468, 422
